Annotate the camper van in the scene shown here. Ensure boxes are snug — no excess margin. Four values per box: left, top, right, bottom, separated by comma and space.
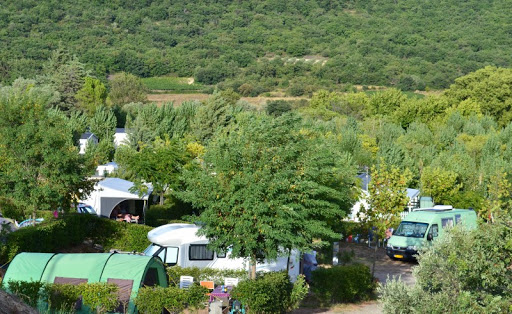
386, 206, 477, 260
143, 224, 301, 280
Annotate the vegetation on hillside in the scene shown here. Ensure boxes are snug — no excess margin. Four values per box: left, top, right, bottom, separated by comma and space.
2, 0, 512, 94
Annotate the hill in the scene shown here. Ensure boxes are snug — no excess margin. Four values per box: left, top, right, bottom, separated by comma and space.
2, 0, 512, 93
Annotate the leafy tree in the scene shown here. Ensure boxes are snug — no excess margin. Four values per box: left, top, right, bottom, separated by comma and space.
178, 113, 356, 278
42, 49, 89, 113
266, 100, 292, 117
108, 72, 148, 106
299, 90, 340, 121
0, 80, 94, 216
87, 106, 117, 164
420, 166, 461, 205
116, 136, 191, 205
75, 77, 108, 116
482, 171, 512, 222
358, 159, 412, 237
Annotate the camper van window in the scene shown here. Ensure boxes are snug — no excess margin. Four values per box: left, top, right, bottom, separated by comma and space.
165, 247, 179, 265
428, 224, 439, 238
455, 214, 462, 225
189, 244, 214, 260
441, 218, 454, 229
217, 251, 226, 258
394, 221, 428, 238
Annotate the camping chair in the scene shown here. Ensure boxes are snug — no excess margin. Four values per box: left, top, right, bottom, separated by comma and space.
179, 276, 194, 289
224, 277, 239, 287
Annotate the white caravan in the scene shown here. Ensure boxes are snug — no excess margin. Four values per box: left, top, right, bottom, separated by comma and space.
143, 223, 300, 281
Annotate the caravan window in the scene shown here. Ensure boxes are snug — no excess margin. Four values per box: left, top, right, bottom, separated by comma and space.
455, 214, 462, 225
217, 251, 226, 258
441, 218, 454, 229
189, 244, 214, 260
165, 247, 179, 265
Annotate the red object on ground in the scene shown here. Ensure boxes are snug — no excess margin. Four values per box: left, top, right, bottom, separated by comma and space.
348, 234, 353, 242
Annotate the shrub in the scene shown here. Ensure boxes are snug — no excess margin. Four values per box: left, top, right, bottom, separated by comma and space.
380, 224, 512, 313
145, 202, 193, 227
1, 214, 152, 264
310, 264, 375, 305
266, 100, 292, 116
135, 284, 208, 314
80, 282, 119, 313
43, 283, 81, 312
231, 271, 308, 314
5, 280, 45, 307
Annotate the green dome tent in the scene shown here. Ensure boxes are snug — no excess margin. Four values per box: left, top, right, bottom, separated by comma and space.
2, 252, 168, 313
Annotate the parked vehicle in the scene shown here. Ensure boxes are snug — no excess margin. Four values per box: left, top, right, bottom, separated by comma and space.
386, 205, 477, 260
143, 223, 301, 281
77, 203, 96, 214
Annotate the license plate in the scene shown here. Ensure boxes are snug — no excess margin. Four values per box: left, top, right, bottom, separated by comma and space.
394, 254, 404, 259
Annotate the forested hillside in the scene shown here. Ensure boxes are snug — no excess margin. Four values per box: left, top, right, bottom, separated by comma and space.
2, 0, 512, 93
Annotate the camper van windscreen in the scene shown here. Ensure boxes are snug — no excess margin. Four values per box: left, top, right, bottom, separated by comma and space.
394, 222, 429, 238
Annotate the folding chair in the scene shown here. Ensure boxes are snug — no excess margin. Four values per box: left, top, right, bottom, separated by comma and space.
179, 275, 194, 289
224, 277, 239, 287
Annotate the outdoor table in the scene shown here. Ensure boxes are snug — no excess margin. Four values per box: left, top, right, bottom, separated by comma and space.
209, 285, 233, 304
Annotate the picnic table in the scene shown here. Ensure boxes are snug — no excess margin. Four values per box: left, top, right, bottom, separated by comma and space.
209, 285, 233, 304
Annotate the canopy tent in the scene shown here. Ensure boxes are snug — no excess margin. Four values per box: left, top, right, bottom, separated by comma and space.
81, 178, 153, 218
2, 252, 168, 313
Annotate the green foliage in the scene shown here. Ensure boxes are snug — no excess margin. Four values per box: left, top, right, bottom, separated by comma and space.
0, 214, 152, 264
43, 283, 81, 312
178, 112, 357, 268
108, 72, 148, 106
310, 264, 375, 305
358, 160, 412, 237
6, 280, 45, 307
0, 80, 95, 216
144, 202, 194, 227
420, 166, 461, 205
231, 272, 308, 314
379, 223, 512, 313
75, 77, 107, 116
266, 100, 292, 117
80, 282, 119, 313
141, 77, 202, 92
166, 266, 248, 287
134, 285, 208, 314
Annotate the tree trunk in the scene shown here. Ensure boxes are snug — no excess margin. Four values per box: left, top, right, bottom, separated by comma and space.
159, 191, 164, 205
0, 290, 38, 314
250, 257, 257, 279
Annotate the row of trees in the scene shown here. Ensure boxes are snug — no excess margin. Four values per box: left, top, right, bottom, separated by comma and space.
3, 65, 512, 275
2, 0, 512, 92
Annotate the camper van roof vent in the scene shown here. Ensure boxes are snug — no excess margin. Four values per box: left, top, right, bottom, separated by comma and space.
433, 205, 453, 210
414, 205, 453, 212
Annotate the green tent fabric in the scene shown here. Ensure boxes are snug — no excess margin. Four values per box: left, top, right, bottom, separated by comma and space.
2, 252, 168, 313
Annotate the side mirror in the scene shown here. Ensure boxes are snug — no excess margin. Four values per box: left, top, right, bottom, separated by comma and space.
427, 234, 433, 241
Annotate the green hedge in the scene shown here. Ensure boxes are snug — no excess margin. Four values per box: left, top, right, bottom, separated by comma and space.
0, 214, 152, 264
5, 280, 119, 313
145, 202, 194, 227
135, 284, 208, 314
231, 272, 308, 314
311, 264, 375, 305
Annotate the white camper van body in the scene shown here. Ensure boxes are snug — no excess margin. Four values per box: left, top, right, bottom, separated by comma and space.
143, 224, 300, 281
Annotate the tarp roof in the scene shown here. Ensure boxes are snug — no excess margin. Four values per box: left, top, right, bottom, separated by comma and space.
81, 178, 153, 217
3, 252, 167, 313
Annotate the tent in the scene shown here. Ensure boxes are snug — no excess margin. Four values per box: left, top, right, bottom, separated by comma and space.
2, 252, 168, 313
81, 178, 153, 218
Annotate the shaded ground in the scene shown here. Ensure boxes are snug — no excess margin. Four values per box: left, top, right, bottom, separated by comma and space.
293, 242, 416, 313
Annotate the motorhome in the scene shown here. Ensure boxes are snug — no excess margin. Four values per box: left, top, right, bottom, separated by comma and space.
386, 206, 477, 260
143, 224, 301, 280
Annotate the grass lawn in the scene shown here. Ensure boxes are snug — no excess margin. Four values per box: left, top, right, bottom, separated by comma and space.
142, 76, 203, 92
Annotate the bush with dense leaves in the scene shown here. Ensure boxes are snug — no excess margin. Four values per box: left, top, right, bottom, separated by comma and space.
5, 280, 119, 313
134, 284, 208, 314
231, 271, 308, 314
379, 223, 512, 313
310, 264, 375, 305
0, 214, 152, 264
